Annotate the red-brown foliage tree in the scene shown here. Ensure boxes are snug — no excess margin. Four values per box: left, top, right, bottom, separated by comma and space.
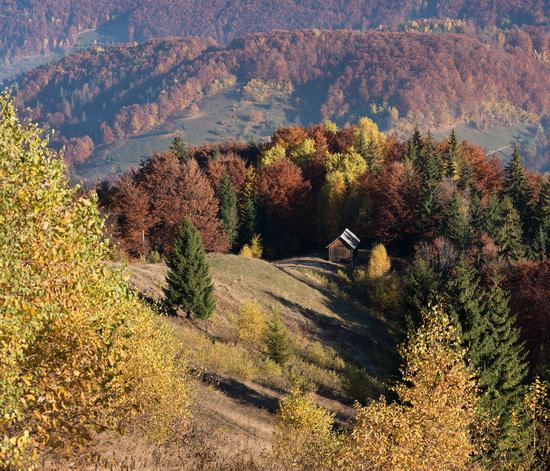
256, 158, 312, 256
505, 260, 550, 377
206, 152, 247, 193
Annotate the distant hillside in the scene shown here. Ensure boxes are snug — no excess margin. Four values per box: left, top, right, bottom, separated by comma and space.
14, 29, 550, 176
1, 0, 548, 62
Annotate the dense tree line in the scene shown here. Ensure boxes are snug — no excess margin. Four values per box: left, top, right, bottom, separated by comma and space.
2, 0, 548, 61
14, 29, 550, 169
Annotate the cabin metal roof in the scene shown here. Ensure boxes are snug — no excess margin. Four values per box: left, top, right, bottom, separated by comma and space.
327, 228, 360, 249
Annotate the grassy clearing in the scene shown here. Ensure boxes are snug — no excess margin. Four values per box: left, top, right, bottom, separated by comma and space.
129, 254, 396, 394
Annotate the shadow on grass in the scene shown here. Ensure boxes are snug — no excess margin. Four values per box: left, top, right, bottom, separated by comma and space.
265, 287, 399, 380
202, 373, 280, 413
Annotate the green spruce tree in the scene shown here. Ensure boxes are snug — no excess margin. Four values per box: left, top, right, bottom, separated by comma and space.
164, 218, 215, 319
443, 190, 471, 250
446, 257, 490, 364
457, 161, 474, 192
495, 196, 525, 261
404, 258, 440, 329
406, 126, 423, 164
416, 135, 442, 235
445, 129, 460, 179
265, 316, 292, 365
483, 193, 502, 238
532, 178, 550, 260
504, 147, 533, 238
481, 277, 529, 459
170, 136, 189, 164
217, 173, 239, 248
239, 195, 258, 246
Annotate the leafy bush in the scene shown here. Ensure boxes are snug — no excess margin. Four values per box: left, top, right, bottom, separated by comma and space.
342, 364, 385, 404
0, 93, 189, 467
366, 273, 403, 314
273, 387, 339, 470
143, 250, 163, 263
238, 299, 267, 349
239, 234, 263, 258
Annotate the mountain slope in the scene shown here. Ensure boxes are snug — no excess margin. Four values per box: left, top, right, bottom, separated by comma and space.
14, 29, 550, 176
2, 0, 548, 61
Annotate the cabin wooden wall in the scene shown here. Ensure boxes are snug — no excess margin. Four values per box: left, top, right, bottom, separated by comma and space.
328, 239, 353, 262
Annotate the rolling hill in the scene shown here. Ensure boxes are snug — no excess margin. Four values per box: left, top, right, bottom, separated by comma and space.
98, 253, 398, 467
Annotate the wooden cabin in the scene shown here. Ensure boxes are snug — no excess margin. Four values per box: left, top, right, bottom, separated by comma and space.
327, 228, 360, 263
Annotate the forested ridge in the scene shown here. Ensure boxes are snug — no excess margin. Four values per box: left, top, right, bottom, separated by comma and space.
14, 29, 550, 170
1, 0, 548, 61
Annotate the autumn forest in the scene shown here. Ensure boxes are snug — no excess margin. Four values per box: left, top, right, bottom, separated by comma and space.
1, 1, 550, 470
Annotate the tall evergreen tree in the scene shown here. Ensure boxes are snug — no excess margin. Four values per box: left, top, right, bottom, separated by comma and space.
239, 195, 258, 246
406, 126, 423, 164
504, 147, 532, 236
217, 173, 239, 248
446, 258, 490, 365
495, 196, 525, 261
481, 277, 529, 458
170, 136, 189, 164
457, 161, 473, 192
445, 129, 460, 179
443, 190, 471, 249
416, 137, 442, 235
446, 259, 530, 463
164, 218, 215, 319
532, 178, 550, 260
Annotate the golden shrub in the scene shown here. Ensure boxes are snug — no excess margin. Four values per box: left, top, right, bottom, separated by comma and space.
273, 387, 339, 470
249, 234, 263, 258
239, 244, 253, 257
366, 243, 391, 279
238, 299, 267, 348
239, 234, 263, 259
0, 93, 189, 467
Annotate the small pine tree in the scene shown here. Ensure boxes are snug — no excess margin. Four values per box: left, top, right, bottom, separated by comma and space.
265, 316, 292, 365
217, 173, 239, 248
164, 218, 215, 319
170, 136, 189, 163
367, 243, 391, 279
417, 152, 442, 235
495, 197, 525, 261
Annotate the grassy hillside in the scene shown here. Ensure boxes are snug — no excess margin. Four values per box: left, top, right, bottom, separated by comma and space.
106, 253, 399, 465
